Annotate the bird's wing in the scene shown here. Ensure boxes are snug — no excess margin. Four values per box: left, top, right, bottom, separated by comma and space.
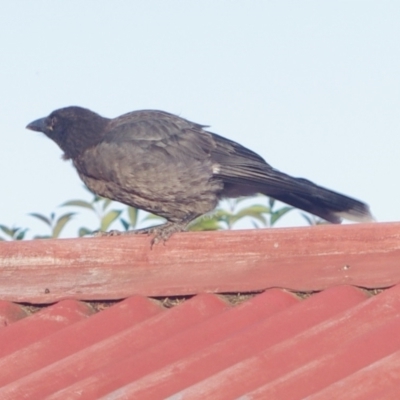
102, 110, 216, 162
207, 132, 290, 187
104, 113, 302, 196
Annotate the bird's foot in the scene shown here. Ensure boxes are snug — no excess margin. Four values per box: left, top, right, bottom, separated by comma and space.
92, 226, 162, 237
93, 222, 187, 247
147, 222, 187, 247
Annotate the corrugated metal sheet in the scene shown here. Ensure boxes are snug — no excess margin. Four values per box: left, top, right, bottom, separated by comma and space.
0, 285, 400, 399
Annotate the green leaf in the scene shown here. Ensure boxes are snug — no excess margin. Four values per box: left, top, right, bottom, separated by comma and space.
270, 206, 293, 226
0, 225, 28, 240
269, 197, 275, 209
211, 204, 270, 229
230, 211, 267, 227
301, 213, 314, 225
120, 218, 130, 231
242, 204, 271, 214
29, 213, 51, 226
100, 210, 122, 231
127, 207, 139, 228
61, 200, 95, 211
93, 194, 107, 203
142, 213, 165, 222
15, 229, 28, 240
207, 209, 233, 229
33, 235, 51, 239
230, 204, 271, 223
102, 198, 113, 211
78, 227, 93, 237
0, 225, 14, 237
211, 209, 232, 220
251, 220, 261, 229
53, 213, 75, 238
188, 217, 221, 231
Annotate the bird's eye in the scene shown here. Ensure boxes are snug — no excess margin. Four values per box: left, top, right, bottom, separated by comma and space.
48, 116, 57, 131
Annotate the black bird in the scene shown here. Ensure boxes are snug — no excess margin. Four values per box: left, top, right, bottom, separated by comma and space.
27, 106, 374, 243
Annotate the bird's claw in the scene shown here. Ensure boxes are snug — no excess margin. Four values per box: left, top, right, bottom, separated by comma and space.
93, 222, 187, 248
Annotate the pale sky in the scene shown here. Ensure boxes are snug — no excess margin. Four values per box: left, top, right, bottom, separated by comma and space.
1, 1, 399, 238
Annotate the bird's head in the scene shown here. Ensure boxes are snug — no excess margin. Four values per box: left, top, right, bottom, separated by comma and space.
26, 106, 109, 159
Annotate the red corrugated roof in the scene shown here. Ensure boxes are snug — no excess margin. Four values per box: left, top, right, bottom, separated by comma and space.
1, 287, 400, 398
0, 222, 400, 398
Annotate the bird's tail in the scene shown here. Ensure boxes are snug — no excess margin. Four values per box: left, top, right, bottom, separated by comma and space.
219, 165, 374, 224
259, 171, 374, 224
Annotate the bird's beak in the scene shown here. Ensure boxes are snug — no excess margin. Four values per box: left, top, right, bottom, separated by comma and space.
26, 117, 47, 133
